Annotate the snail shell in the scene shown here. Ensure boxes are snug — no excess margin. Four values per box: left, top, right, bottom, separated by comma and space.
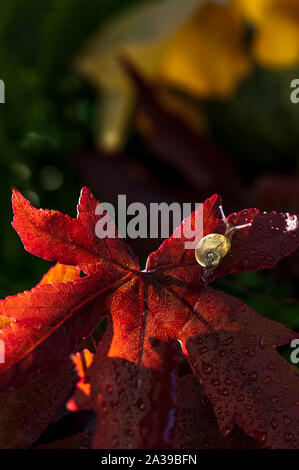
195, 233, 231, 268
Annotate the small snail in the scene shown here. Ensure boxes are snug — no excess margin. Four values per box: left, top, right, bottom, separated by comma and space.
195, 205, 251, 269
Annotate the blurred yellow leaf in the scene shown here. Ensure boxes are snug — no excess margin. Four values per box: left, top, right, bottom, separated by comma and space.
232, 0, 271, 23
74, 0, 299, 151
249, 0, 299, 67
159, 1, 250, 97
234, 0, 299, 67
75, 0, 202, 150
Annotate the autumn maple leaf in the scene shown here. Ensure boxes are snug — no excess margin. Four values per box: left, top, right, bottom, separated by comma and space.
0, 187, 298, 449
179, 374, 261, 449
0, 264, 79, 448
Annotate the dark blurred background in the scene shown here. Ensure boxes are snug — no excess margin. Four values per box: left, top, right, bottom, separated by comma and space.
0, 0, 298, 335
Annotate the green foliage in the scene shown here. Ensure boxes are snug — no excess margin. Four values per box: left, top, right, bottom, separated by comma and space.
204, 66, 299, 179
40, 0, 146, 81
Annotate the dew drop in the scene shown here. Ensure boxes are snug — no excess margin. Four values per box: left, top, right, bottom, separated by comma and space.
218, 388, 229, 396
116, 373, 121, 386
271, 418, 278, 429
211, 379, 220, 386
253, 430, 267, 443
197, 346, 209, 355
202, 362, 214, 375
137, 399, 146, 411
221, 426, 231, 437
223, 336, 233, 346
284, 415, 292, 425
277, 406, 285, 413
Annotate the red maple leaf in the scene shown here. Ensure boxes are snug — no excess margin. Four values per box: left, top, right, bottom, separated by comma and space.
179, 375, 261, 449
1, 187, 298, 449
0, 264, 79, 448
